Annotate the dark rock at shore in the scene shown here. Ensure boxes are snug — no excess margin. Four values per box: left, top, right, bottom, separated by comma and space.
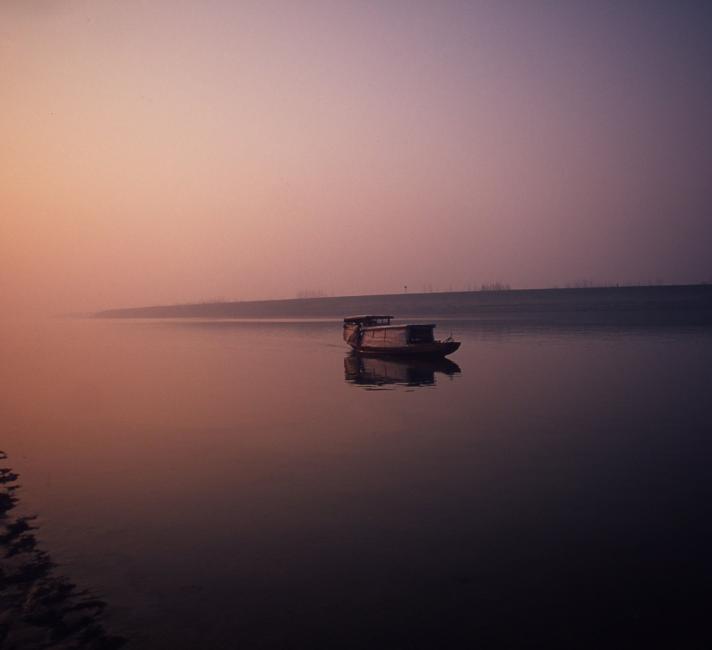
0, 451, 126, 650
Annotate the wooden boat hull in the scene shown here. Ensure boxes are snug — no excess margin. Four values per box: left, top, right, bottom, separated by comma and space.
349, 341, 461, 357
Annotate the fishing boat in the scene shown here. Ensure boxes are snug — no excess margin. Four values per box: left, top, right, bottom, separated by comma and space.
343, 315, 460, 356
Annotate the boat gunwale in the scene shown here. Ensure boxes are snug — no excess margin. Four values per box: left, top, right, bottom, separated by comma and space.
355, 341, 461, 356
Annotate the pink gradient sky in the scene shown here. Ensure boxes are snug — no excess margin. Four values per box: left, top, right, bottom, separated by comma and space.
2, 1, 711, 314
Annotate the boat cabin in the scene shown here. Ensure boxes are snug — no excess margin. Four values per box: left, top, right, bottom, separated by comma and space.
342, 314, 459, 356
343, 315, 436, 349
358, 324, 435, 346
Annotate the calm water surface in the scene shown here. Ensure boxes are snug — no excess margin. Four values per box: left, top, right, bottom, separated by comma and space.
2, 318, 712, 648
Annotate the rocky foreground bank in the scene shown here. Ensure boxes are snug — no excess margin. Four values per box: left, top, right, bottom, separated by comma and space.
0, 452, 125, 649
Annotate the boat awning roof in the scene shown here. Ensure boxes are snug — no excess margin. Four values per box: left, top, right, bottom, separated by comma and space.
363, 324, 435, 331
343, 315, 393, 323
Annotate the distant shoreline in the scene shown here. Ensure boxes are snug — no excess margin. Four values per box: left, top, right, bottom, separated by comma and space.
93, 284, 712, 326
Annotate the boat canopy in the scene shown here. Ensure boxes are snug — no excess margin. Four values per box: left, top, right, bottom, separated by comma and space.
343, 315, 393, 325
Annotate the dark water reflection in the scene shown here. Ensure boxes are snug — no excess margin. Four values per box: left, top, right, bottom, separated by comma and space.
2, 317, 712, 648
344, 354, 461, 389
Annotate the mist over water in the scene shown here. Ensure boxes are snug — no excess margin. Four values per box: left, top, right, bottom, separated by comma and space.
3, 308, 712, 648
3, 2, 712, 316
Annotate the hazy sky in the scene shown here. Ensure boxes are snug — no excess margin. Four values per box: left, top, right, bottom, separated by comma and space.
3, 0, 712, 313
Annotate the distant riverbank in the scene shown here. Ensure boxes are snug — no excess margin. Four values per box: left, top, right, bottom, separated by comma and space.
95, 284, 712, 326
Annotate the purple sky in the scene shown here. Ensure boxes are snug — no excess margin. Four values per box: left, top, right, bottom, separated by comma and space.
2, 0, 711, 313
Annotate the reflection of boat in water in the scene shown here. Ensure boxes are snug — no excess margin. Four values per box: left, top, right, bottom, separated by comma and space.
343, 315, 461, 356
344, 354, 461, 387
